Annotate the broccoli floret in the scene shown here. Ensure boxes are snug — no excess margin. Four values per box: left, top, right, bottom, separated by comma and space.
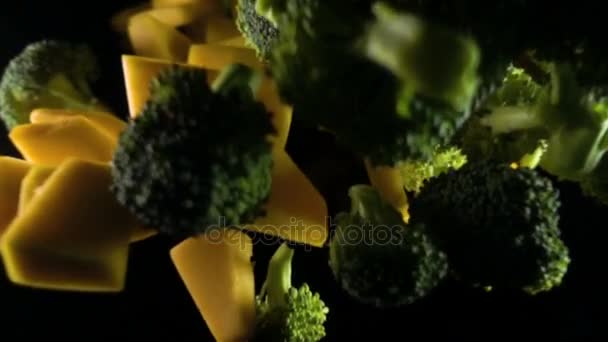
111, 64, 275, 237
236, 0, 280, 60
265, 0, 475, 166
254, 243, 329, 342
475, 63, 608, 183
580, 153, 608, 206
410, 160, 570, 294
0, 40, 105, 129
328, 184, 448, 307
399, 145, 467, 194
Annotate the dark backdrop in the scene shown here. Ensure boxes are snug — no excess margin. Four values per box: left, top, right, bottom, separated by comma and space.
0, 2, 605, 341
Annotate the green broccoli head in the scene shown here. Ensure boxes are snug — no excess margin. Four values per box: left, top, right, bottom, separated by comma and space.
0, 40, 105, 129
410, 160, 570, 294
267, 0, 471, 166
329, 184, 448, 307
255, 243, 329, 342
110, 64, 275, 238
236, 0, 280, 60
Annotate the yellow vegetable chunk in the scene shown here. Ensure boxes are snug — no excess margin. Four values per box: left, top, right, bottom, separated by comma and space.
128, 13, 192, 62
10, 116, 116, 166
244, 149, 328, 247
188, 44, 263, 71
205, 16, 240, 43
170, 228, 255, 341
18, 165, 54, 216
30, 108, 127, 144
122, 55, 202, 117
364, 159, 409, 222
0, 158, 134, 292
0, 157, 31, 237
110, 3, 150, 32
257, 78, 292, 150
145, 4, 209, 28
152, 0, 204, 7
218, 36, 247, 48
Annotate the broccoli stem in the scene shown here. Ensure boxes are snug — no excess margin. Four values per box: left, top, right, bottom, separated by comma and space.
211, 63, 262, 99
262, 243, 294, 308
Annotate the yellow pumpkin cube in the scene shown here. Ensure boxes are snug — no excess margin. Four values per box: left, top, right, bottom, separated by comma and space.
10, 116, 116, 166
0, 158, 135, 292
364, 159, 409, 222
170, 228, 256, 341
205, 16, 240, 43
29, 108, 127, 144
17, 165, 54, 216
0, 157, 31, 237
128, 13, 192, 62
244, 149, 328, 247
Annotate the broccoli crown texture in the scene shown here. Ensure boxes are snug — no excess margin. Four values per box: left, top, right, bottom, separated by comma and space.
255, 244, 328, 342
236, 0, 280, 60
329, 184, 448, 307
0, 39, 103, 129
410, 160, 570, 294
111, 64, 275, 237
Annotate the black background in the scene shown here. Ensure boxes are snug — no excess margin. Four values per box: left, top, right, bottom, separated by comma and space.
0, 2, 605, 341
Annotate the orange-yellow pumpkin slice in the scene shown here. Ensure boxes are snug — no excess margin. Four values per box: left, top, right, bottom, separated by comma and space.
244, 149, 328, 247
170, 228, 256, 341
0, 157, 31, 237
128, 13, 192, 62
0, 158, 134, 292
10, 116, 116, 166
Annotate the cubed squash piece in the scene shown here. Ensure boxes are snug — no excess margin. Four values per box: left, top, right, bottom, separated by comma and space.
111, 3, 150, 32
170, 228, 255, 341
9, 116, 116, 166
218, 36, 247, 48
152, 0, 204, 7
365, 159, 409, 222
188, 44, 262, 72
0, 158, 135, 292
145, 4, 206, 28
244, 149, 328, 247
205, 16, 240, 43
122, 55, 203, 117
18, 165, 54, 216
128, 13, 192, 62
257, 78, 292, 150
0, 157, 31, 236
30, 109, 127, 144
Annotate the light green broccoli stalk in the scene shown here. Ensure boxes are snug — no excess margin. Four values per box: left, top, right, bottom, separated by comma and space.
254, 243, 329, 342
0, 40, 107, 129
362, 2, 481, 114
329, 185, 448, 307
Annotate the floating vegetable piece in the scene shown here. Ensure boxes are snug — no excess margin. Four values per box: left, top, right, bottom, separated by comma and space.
364, 159, 409, 222
17, 164, 54, 216
127, 13, 192, 61
218, 36, 247, 48
206, 16, 241, 43
0, 157, 30, 236
0, 158, 134, 292
244, 149, 328, 247
30, 108, 127, 144
10, 116, 116, 166
110, 3, 150, 32
152, 0, 205, 7
170, 228, 256, 341
188, 44, 262, 71
145, 4, 209, 28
